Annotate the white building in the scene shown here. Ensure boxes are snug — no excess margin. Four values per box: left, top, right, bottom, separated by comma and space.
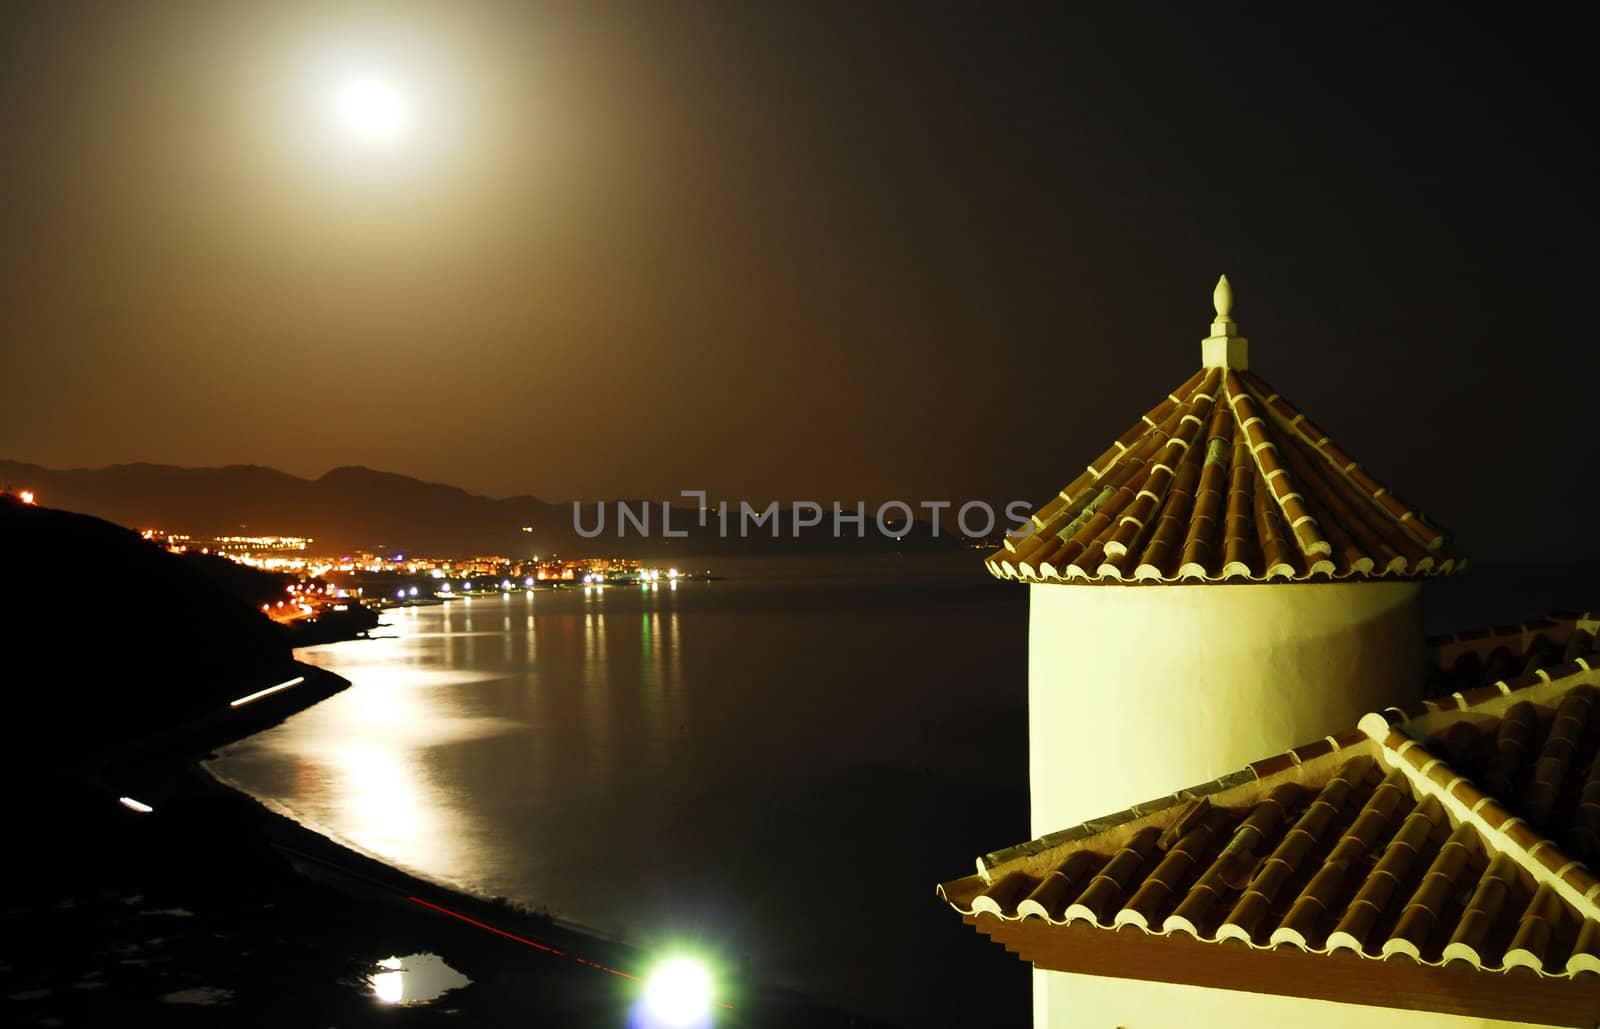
941, 280, 1600, 1027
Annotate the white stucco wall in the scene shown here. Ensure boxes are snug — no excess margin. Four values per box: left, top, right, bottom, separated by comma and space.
1027, 580, 1422, 840
1033, 969, 1562, 1029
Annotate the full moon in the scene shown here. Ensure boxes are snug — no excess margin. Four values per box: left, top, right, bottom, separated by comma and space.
334, 77, 409, 142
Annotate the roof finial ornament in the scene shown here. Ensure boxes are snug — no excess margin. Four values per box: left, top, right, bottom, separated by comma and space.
1213, 274, 1233, 320
1201, 274, 1248, 370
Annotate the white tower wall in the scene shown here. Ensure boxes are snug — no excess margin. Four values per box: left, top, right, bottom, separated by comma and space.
1033, 968, 1555, 1029
1027, 579, 1423, 839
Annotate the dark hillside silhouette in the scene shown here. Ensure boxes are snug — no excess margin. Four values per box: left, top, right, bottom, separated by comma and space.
1, 494, 296, 755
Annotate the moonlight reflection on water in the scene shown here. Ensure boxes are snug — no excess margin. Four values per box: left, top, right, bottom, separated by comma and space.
209, 558, 1030, 1028
370, 952, 470, 1006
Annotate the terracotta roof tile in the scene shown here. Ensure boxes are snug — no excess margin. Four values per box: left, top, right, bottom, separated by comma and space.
1272, 766, 1410, 948
989, 364, 1464, 584
1442, 852, 1518, 964
1065, 826, 1163, 923
940, 647, 1600, 985
1380, 822, 1477, 959
1425, 618, 1597, 699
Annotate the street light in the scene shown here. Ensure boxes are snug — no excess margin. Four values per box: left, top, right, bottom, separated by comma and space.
642, 956, 712, 1027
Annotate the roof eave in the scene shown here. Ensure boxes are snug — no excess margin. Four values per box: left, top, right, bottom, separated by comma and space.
964, 915, 1600, 1027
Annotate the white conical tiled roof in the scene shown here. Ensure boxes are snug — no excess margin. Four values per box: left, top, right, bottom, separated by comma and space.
989, 278, 1464, 584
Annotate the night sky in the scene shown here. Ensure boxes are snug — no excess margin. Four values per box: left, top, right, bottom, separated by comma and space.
2, 3, 1594, 562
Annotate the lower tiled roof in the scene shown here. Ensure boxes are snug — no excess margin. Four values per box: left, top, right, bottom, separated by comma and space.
1425, 611, 1599, 699
941, 619, 1600, 1011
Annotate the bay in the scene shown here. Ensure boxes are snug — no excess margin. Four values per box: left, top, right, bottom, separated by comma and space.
208, 554, 1031, 1028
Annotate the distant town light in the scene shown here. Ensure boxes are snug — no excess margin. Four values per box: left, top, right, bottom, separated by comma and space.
118, 796, 154, 814
18, 489, 36, 504
463, 581, 472, 591
524, 577, 534, 587
410, 586, 418, 596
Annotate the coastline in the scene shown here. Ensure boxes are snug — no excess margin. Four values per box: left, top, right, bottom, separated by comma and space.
3, 647, 893, 1028
216, 568, 1031, 1028
199, 757, 635, 950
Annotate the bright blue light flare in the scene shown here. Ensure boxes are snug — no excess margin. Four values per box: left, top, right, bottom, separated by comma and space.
635, 956, 713, 1028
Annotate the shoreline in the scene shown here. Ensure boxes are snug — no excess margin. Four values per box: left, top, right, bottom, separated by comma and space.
198, 758, 635, 951
9, 650, 894, 1028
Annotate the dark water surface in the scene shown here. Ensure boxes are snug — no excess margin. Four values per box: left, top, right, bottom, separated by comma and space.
209, 554, 1031, 1028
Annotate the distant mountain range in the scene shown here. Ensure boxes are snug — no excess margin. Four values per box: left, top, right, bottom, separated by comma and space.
0, 460, 959, 558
